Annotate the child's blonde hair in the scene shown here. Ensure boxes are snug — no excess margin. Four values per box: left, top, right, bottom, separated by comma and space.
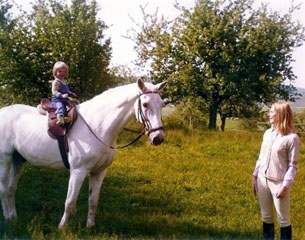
273, 102, 295, 135
52, 61, 69, 77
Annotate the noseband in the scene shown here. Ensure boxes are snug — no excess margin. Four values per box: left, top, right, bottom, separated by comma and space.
137, 91, 164, 136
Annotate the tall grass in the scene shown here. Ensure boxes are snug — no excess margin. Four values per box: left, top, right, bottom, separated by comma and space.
0, 130, 304, 239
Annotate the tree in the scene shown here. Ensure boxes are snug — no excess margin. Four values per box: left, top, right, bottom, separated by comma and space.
0, 0, 11, 27
0, 0, 112, 105
0, 0, 21, 105
109, 64, 138, 86
132, 0, 305, 130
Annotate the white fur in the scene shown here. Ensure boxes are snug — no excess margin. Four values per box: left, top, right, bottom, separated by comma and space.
0, 79, 166, 228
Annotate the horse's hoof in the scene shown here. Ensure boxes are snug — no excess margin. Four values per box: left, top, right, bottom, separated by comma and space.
58, 223, 66, 230
58, 220, 68, 230
4, 213, 17, 221
86, 219, 95, 228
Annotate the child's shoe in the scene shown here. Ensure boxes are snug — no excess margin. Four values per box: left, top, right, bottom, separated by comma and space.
64, 116, 70, 123
56, 116, 65, 126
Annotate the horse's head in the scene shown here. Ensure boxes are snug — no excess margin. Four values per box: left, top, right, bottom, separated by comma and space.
135, 79, 167, 146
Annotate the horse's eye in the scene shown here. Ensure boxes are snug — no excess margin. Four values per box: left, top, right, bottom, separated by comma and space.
143, 102, 148, 108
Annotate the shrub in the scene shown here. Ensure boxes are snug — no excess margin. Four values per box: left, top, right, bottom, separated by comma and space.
239, 110, 268, 131
163, 98, 208, 131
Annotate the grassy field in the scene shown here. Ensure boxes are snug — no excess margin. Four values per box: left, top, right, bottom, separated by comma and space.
1, 129, 305, 239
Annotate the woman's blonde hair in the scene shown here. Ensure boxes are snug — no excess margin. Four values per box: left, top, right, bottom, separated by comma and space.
52, 61, 69, 77
273, 102, 295, 135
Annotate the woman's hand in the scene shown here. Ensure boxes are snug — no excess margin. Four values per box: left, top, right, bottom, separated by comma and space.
276, 186, 288, 198
252, 176, 258, 195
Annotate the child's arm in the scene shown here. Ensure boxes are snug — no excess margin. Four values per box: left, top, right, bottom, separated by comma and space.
52, 80, 62, 97
52, 80, 68, 98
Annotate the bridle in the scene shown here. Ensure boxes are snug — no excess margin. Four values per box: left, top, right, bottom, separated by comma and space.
137, 91, 164, 136
77, 91, 164, 149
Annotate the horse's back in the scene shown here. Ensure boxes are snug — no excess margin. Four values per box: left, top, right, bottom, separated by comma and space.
0, 104, 63, 168
0, 104, 37, 118
0, 104, 40, 147
0, 104, 40, 133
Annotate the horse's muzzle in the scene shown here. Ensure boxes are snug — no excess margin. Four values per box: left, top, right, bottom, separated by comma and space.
152, 135, 164, 145
148, 127, 164, 146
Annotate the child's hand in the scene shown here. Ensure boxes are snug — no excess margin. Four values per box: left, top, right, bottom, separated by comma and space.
68, 97, 80, 104
69, 92, 78, 98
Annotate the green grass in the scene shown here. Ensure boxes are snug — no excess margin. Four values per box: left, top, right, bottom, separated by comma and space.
1, 130, 305, 239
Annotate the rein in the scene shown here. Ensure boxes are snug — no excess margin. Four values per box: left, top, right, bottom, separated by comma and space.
76, 91, 163, 149
77, 112, 145, 149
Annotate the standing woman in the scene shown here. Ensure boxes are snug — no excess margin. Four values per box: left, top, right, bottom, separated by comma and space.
252, 102, 300, 240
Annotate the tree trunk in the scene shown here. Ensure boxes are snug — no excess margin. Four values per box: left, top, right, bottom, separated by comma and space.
208, 102, 218, 130
220, 115, 226, 131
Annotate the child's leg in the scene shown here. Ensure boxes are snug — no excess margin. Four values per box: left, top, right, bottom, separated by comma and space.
55, 102, 66, 125
56, 114, 65, 125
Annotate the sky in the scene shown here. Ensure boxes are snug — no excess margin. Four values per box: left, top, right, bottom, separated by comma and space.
98, 0, 305, 88
15, 0, 305, 88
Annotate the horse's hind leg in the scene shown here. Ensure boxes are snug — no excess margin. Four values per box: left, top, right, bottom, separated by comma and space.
8, 152, 26, 218
0, 151, 25, 219
0, 153, 11, 219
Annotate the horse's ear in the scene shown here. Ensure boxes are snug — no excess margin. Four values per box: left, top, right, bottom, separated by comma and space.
156, 81, 167, 92
137, 78, 147, 92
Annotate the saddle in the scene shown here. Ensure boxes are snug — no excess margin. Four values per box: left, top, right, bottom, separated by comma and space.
40, 98, 78, 138
38, 98, 78, 169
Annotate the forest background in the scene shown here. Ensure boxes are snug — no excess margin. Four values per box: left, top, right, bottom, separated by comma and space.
1, 0, 305, 131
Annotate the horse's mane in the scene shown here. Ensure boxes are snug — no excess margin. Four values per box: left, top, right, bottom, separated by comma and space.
80, 83, 139, 109
101, 83, 138, 98
79, 81, 157, 111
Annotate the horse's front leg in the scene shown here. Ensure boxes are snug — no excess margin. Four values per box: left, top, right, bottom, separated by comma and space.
59, 168, 87, 229
87, 168, 107, 228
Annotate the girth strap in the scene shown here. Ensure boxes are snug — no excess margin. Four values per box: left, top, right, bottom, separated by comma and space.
57, 136, 70, 169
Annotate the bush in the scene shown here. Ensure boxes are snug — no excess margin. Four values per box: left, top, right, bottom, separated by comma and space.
163, 98, 208, 131
239, 110, 268, 131
239, 118, 262, 131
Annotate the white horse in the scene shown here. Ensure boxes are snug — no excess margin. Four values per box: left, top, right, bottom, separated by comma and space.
0, 79, 166, 228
